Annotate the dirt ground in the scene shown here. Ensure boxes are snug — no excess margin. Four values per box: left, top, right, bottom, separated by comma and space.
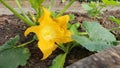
1, 10, 120, 68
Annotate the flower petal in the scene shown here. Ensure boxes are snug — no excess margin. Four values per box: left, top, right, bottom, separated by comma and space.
63, 30, 73, 43
56, 30, 72, 43
24, 26, 40, 37
54, 15, 69, 29
38, 39, 57, 60
38, 7, 52, 24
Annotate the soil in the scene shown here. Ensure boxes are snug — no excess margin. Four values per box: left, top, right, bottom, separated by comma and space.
0, 10, 120, 68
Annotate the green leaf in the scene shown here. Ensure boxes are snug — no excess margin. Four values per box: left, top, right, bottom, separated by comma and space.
82, 3, 92, 11
109, 16, 120, 26
82, 3, 101, 18
102, 0, 120, 5
72, 35, 113, 52
70, 22, 80, 35
69, 14, 75, 21
0, 47, 30, 68
49, 53, 67, 68
0, 35, 30, 68
0, 35, 19, 52
83, 21, 116, 42
72, 22, 116, 52
51, 12, 57, 18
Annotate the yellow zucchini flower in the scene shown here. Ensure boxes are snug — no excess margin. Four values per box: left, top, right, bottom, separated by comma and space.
24, 7, 72, 60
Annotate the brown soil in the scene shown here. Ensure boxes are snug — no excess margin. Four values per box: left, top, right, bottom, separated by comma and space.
0, 10, 120, 68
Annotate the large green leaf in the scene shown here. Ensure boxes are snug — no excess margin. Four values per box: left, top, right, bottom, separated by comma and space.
72, 35, 113, 52
0, 35, 19, 52
0, 47, 30, 68
0, 35, 30, 68
72, 22, 116, 52
83, 21, 116, 42
49, 53, 67, 68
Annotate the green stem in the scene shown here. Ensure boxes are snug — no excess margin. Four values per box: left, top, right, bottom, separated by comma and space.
49, 0, 54, 10
15, 0, 33, 23
58, 43, 71, 53
58, 44, 66, 52
69, 42, 79, 51
29, 12, 36, 23
114, 41, 120, 44
78, 32, 88, 36
17, 39, 34, 48
36, 8, 42, 23
0, 0, 36, 26
109, 27, 120, 31
66, 45, 70, 54
56, 0, 75, 17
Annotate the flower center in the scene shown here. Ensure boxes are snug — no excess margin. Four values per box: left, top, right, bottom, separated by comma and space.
41, 26, 55, 41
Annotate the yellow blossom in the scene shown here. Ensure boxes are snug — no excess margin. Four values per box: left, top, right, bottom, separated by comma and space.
24, 7, 72, 60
